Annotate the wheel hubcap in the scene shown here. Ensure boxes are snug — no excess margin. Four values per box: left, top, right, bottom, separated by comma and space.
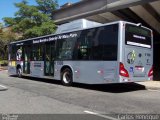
63, 72, 71, 83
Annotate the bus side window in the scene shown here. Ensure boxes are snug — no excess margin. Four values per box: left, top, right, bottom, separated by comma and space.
31, 44, 44, 61
78, 45, 88, 60
38, 44, 44, 61
57, 38, 75, 60
11, 45, 17, 60
32, 45, 37, 61
98, 25, 118, 60
16, 46, 22, 61
77, 30, 92, 60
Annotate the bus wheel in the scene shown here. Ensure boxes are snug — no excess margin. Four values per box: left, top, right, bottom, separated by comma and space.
17, 68, 22, 78
61, 68, 73, 86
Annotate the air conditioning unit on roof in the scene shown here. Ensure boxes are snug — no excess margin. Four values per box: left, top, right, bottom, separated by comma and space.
55, 19, 102, 34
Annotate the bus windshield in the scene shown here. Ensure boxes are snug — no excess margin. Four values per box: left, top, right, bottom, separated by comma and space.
125, 24, 152, 48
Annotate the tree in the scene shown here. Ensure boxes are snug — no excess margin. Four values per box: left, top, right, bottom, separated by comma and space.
3, 0, 58, 39
0, 23, 3, 29
0, 23, 6, 59
36, 0, 58, 17
0, 23, 2, 35
0, 26, 17, 59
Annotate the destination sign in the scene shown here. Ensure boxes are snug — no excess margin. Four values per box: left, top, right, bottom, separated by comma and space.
33, 33, 78, 44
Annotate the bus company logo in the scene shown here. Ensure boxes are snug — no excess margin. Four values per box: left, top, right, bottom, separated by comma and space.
127, 50, 136, 64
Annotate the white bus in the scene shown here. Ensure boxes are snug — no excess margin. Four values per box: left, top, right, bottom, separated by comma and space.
8, 20, 153, 86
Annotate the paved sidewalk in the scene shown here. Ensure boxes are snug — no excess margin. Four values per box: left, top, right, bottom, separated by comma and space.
0, 66, 8, 71
136, 80, 160, 90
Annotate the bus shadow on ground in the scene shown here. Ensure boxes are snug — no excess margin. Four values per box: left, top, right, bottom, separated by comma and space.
19, 76, 146, 93
73, 83, 146, 93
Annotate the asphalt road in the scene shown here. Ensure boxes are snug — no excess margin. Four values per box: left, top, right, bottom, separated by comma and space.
0, 70, 160, 120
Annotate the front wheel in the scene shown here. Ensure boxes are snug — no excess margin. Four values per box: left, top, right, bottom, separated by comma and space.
17, 68, 22, 78
61, 68, 73, 86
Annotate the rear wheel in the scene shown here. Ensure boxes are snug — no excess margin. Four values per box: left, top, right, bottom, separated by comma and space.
17, 68, 22, 78
61, 68, 73, 86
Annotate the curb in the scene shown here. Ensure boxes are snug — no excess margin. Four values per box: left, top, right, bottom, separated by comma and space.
136, 81, 160, 90
144, 86, 160, 90
0, 68, 7, 71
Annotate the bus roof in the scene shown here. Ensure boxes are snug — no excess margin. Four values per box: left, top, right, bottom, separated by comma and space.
10, 20, 152, 44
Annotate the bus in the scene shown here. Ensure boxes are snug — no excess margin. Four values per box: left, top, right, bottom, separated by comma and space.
8, 20, 153, 86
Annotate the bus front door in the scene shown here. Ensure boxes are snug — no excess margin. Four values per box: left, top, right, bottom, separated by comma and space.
44, 42, 55, 76
23, 45, 30, 74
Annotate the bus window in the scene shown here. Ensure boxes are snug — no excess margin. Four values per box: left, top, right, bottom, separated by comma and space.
57, 37, 76, 60
32, 45, 37, 61
9, 45, 23, 61
77, 31, 92, 60
38, 44, 44, 61
10, 45, 16, 60
125, 24, 152, 48
32, 44, 44, 61
76, 24, 118, 61
98, 25, 118, 60
16, 47, 22, 61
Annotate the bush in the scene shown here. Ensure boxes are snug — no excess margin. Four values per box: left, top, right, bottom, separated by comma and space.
0, 60, 8, 66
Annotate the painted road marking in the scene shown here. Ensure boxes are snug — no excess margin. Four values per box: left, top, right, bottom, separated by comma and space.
0, 84, 8, 90
84, 110, 119, 120
148, 89, 160, 92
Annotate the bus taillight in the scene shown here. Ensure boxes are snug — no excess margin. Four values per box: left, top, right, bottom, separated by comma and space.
148, 66, 153, 77
119, 62, 129, 77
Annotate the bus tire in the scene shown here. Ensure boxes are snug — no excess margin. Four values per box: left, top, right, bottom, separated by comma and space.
17, 67, 22, 78
61, 68, 73, 86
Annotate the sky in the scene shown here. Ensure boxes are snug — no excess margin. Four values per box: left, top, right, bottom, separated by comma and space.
0, 0, 79, 24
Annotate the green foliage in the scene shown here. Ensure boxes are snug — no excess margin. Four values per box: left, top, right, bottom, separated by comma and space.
24, 21, 56, 38
36, 0, 58, 17
0, 60, 8, 65
0, 23, 3, 29
2, 17, 16, 27
0, 27, 17, 60
3, 0, 58, 39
